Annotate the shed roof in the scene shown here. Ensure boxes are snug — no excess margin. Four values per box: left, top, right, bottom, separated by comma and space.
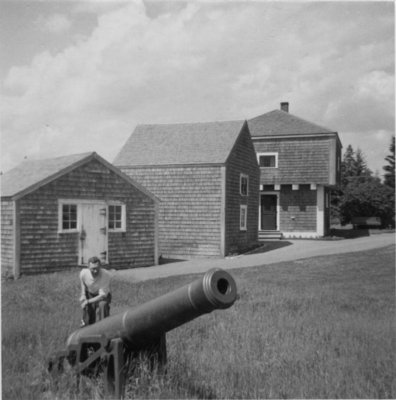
1, 152, 158, 201
114, 120, 247, 167
248, 109, 337, 137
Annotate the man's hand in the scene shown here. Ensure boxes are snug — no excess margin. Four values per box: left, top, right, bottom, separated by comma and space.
80, 299, 89, 308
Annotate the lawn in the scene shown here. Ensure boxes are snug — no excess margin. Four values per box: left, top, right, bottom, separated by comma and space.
2, 244, 395, 399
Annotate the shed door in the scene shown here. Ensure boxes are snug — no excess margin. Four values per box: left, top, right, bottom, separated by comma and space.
79, 203, 108, 265
260, 195, 277, 230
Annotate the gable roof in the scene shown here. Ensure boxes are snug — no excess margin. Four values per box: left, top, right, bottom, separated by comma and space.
114, 120, 247, 167
1, 152, 158, 201
248, 109, 337, 137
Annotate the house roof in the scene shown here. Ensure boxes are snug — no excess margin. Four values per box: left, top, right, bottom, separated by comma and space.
1, 152, 158, 201
114, 120, 247, 167
248, 109, 337, 137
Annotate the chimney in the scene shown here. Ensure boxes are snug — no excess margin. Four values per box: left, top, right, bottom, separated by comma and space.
280, 102, 289, 112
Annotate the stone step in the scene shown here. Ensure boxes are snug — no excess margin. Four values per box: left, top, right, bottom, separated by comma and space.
258, 230, 282, 240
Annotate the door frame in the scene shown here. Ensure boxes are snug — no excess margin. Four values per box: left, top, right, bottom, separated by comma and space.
78, 200, 108, 265
58, 198, 109, 265
259, 192, 280, 231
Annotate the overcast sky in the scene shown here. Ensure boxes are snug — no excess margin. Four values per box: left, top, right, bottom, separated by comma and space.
1, 1, 394, 177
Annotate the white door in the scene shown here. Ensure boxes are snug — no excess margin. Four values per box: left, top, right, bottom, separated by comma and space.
79, 203, 108, 265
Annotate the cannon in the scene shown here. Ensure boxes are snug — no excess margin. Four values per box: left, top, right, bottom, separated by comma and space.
49, 268, 237, 399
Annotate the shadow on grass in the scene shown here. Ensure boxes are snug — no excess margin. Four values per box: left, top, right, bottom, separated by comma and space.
245, 240, 293, 255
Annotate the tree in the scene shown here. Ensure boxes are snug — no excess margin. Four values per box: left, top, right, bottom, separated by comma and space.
383, 136, 395, 189
337, 144, 395, 228
355, 148, 371, 177
339, 175, 394, 227
341, 145, 357, 187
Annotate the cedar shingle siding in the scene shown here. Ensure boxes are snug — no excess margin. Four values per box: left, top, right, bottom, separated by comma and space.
116, 120, 260, 258
254, 137, 333, 184
1, 154, 158, 276
123, 166, 222, 258
279, 185, 317, 231
1, 200, 14, 276
225, 126, 259, 253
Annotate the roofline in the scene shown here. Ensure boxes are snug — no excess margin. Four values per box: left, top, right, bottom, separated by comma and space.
249, 109, 336, 134
5, 152, 159, 203
92, 153, 160, 203
8, 153, 96, 200
135, 119, 245, 127
116, 162, 225, 169
224, 120, 251, 165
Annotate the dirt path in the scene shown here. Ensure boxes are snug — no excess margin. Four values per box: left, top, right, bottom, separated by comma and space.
114, 233, 395, 282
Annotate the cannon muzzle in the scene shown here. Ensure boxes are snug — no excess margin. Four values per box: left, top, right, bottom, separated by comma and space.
67, 268, 237, 349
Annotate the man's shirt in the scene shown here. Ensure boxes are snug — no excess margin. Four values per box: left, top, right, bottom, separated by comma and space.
80, 268, 112, 297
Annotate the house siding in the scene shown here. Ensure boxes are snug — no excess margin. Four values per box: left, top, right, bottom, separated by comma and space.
1, 200, 14, 276
279, 185, 317, 232
225, 126, 260, 253
14, 159, 156, 274
122, 166, 223, 258
254, 136, 335, 185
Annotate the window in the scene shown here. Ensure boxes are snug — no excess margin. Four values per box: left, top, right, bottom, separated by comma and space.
240, 205, 247, 231
258, 152, 278, 168
108, 204, 126, 231
61, 204, 78, 231
240, 174, 249, 196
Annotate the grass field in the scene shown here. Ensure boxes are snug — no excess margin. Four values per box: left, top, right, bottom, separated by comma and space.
2, 244, 395, 399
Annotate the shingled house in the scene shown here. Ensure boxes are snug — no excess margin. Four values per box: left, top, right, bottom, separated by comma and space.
115, 120, 260, 259
1, 152, 158, 277
248, 102, 342, 239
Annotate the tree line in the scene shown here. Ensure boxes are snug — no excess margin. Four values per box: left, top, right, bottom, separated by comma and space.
331, 136, 395, 228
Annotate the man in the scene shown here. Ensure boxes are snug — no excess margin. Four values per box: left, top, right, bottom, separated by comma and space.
79, 256, 112, 327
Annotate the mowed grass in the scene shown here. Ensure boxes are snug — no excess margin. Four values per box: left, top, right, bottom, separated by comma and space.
2, 244, 395, 399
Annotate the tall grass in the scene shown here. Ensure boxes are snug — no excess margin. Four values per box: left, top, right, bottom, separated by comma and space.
2, 245, 395, 399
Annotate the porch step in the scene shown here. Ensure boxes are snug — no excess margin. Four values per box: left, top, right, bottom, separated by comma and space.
258, 230, 283, 240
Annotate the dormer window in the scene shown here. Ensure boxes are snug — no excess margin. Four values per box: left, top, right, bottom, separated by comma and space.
258, 152, 278, 168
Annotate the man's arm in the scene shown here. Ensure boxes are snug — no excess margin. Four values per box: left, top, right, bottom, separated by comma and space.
79, 271, 87, 302
86, 270, 111, 305
85, 292, 107, 305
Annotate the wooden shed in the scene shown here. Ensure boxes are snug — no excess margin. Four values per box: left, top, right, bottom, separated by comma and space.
114, 120, 260, 259
1, 152, 159, 277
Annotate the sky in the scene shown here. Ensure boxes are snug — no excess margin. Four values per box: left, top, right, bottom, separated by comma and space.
0, 0, 394, 177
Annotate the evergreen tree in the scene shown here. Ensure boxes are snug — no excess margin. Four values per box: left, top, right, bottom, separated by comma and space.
337, 144, 394, 227
341, 145, 357, 187
383, 136, 395, 189
355, 148, 371, 177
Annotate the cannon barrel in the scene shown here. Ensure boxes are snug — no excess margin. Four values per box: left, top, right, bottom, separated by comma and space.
67, 268, 237, 350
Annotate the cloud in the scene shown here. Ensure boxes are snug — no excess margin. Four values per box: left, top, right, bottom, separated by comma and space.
37, 13, 72, 34
1, 1, 394, 177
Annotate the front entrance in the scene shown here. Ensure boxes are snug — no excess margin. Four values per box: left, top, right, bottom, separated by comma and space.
260, 194, 278, 230
79, 202, 108, 265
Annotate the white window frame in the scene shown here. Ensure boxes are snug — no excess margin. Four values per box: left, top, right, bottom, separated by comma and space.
257, 152, 278, 168
240, 173, 249, 196
108, 202, 126, 232
240, 205, 248, 231
58, 200, 79, 233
